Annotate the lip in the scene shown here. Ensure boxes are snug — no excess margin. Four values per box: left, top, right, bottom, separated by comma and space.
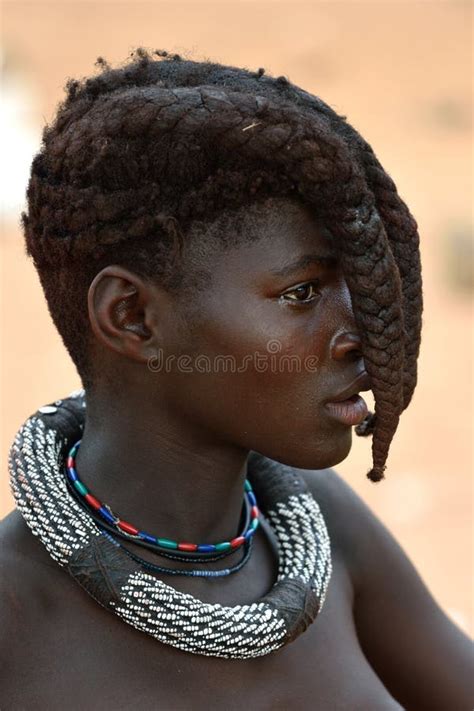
323, 372, 372, 426
325, 372, 372, 404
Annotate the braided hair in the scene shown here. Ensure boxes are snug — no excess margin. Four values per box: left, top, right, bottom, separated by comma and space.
21, 48, 423, 482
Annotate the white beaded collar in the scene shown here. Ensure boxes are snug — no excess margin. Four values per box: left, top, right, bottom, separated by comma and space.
9, 390, 332, 659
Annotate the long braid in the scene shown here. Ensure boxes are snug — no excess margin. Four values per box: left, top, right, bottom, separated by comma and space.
328, 121, 423, 414
356, 143, 423, 411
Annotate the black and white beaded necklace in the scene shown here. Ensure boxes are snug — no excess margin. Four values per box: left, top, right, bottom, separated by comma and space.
9, 390, 332, 659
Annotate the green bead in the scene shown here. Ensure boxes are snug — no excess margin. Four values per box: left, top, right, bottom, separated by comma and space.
157, 538, 178, 549
215, 542, 232, 551
74, 480, 88, 496
244, 480, 252, 492
251, 518, 259, 530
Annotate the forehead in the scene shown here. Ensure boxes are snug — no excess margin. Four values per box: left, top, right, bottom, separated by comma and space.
186, 197, 336, 285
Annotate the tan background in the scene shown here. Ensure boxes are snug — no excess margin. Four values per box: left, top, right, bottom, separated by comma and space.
1, 1, 473, 635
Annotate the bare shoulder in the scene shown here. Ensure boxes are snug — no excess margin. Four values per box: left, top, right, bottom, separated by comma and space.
296, 468, 474, 710
0, 509, 44, 587
0, 509, 77, 706
0, 511, 63, 645
0, 508, 56, 575
292, 464, 438, 592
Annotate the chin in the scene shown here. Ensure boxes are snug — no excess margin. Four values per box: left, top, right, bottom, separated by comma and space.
264, 427, 353, 471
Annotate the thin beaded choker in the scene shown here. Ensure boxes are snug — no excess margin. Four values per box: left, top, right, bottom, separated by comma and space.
66, 439, 260, 559
100, 527, 255, 578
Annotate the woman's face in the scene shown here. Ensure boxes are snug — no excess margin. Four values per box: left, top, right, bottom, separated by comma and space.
152, 198, 370, 471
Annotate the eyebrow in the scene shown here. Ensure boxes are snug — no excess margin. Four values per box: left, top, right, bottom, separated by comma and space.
269, 253, 338, 279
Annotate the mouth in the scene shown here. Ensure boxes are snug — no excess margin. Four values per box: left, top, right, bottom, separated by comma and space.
324, 372, 372, 426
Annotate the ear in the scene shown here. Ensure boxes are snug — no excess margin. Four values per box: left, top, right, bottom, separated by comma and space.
87, 266, 161, 365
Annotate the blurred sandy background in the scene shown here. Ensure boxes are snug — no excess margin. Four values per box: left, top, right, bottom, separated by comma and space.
1, 1, 472, 634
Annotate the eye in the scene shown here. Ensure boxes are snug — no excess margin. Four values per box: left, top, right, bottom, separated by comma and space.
280, 280, 322, 306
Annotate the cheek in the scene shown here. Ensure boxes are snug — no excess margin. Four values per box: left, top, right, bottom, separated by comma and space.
180, 325, 322, 418
184, 296, 329, 371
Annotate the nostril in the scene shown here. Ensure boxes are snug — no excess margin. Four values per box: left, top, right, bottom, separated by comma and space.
331, 331, 363, 361
348, 348, 363, 362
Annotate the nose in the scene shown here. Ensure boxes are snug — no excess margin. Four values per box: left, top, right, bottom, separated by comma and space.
329, 278, 363, 362
330, 330, 363, 362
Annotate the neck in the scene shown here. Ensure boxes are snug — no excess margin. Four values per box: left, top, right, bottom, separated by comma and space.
74, 390, 250, 553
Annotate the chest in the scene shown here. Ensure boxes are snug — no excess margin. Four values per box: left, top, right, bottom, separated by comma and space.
4, 557, 403, 710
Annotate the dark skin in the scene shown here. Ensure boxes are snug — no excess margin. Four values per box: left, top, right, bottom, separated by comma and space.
1, 199, 473, 710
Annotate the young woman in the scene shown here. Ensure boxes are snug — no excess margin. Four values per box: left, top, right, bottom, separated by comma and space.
1, 49, 472, 710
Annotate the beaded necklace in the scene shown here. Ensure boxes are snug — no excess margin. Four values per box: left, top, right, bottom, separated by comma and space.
100, 528, 255, 578
66, 438, 259, 559
64, 458, 256, 577
9, 390, 332, 659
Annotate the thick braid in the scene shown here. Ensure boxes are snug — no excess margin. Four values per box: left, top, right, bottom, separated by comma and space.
23, 50, 422, 482
326, 122, 423, 414
356, 145, 422, 411
311, 183, 405, 482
